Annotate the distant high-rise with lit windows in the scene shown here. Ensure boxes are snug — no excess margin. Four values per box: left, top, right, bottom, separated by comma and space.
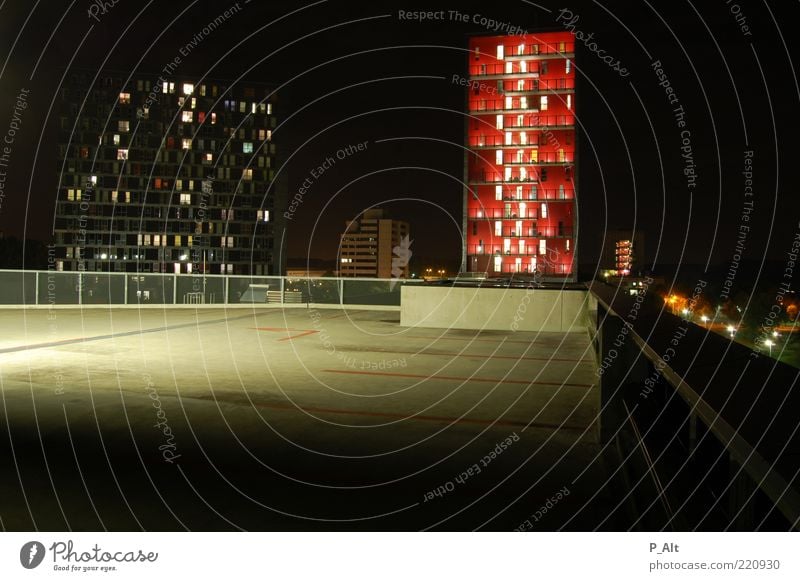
464, 33, 576, 280
54, 71, 285, 275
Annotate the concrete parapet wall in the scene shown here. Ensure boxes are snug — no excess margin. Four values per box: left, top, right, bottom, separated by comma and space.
400, 286, 589, 332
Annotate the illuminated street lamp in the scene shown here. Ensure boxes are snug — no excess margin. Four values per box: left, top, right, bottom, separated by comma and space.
772, 330, 780, 338
764, 339, 774, 357
727, 325, 736, 339
700, 315, 709, 324
681, 308, 689, 317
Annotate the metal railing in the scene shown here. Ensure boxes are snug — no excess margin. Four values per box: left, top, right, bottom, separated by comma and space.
0, 269, 424, 307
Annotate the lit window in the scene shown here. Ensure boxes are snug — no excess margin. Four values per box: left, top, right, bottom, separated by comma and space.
205, 153, 213, 162
540, 96, 548, 110
257, 210, 270, 222
183, 83, 194, 95
113, 134, 120, 145
566, 59, 571, 74
539, 240, 547, 255
243, 168, 253, 181
118, 120, 129, 132
495, 185, 502, 200
153, 235, 161, 246
496, 114, 503, 130
124, 191, 131, 203
180, 193, 191, 205
182, 138, 191, 150
239, 101, 246, 113
266, 130, 272, 141
162, 82, 168, 94
541, 203, 548, 218
117, 149, 128, 160
181, 111, 193, 122
67, 188, 75, 201
493, 255, 502, 272
89, 175, 97, 184
199, 85, 206, 96
251, 102, 257, 114
243, 142, 253, 154
495, 221, 502, 236
567, 95, 572, 110
211, 113, 217, 124
496, 150, 503, 165
267, 103, 272, 115
119, 92, 131, 104
496, 45, 504, 60
144, 234, 151, 246
169, 82, 175, 93
174, 235, 182, 246
111, 191, 118, 203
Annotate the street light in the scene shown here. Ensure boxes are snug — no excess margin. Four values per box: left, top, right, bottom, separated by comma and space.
764, 339, 774, 357
727, 325, 736, 339
700, 315, 709, 324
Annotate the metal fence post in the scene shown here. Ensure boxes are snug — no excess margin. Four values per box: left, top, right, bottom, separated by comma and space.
173, 274, 178, 304
34, 270, 39, 305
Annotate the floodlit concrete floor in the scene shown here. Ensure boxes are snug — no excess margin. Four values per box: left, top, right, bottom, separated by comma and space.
0, 307, 631, 531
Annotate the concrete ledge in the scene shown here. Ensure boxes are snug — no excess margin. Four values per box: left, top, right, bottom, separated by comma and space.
400, 286, 588, 332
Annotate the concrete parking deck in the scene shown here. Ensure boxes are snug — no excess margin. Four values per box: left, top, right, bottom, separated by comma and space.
0, 307, 630, 531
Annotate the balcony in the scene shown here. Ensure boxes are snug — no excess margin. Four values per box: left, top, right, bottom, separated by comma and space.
468, 170, 571, 185
469, 63, 541, 79
467, 208, 539, 220
502, 42, 575, 59
502, 151, 575, 165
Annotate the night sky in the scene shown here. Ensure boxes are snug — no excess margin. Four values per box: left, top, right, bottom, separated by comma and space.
0, 0, 798, 276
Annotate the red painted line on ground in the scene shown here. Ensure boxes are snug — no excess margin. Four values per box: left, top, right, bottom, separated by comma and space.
321, 368, 594, 388
372, 348, 590, 363
277, 330, 319, 342
251, 327, 320, 341
400, 335, 594, 360
248, 400, 587, 431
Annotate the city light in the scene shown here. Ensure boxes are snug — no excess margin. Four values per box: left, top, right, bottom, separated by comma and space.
700, 315, 709, 324
727, 325, 736, 338
764, 339, 774, 357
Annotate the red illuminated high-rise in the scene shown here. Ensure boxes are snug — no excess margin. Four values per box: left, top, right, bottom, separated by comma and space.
464, 33, 576, 280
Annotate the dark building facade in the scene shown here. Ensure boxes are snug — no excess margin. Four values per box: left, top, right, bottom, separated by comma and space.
464, 32, 577, 280
54, 72, 285, 275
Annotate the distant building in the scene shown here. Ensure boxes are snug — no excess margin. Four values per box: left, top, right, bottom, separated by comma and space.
464, 32, 577, 280
53, 71, 285, 275
338, 209, 410, 278
601, 230, 645, 276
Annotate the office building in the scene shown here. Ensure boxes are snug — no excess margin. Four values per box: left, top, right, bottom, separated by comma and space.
339, 209, 410, 278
